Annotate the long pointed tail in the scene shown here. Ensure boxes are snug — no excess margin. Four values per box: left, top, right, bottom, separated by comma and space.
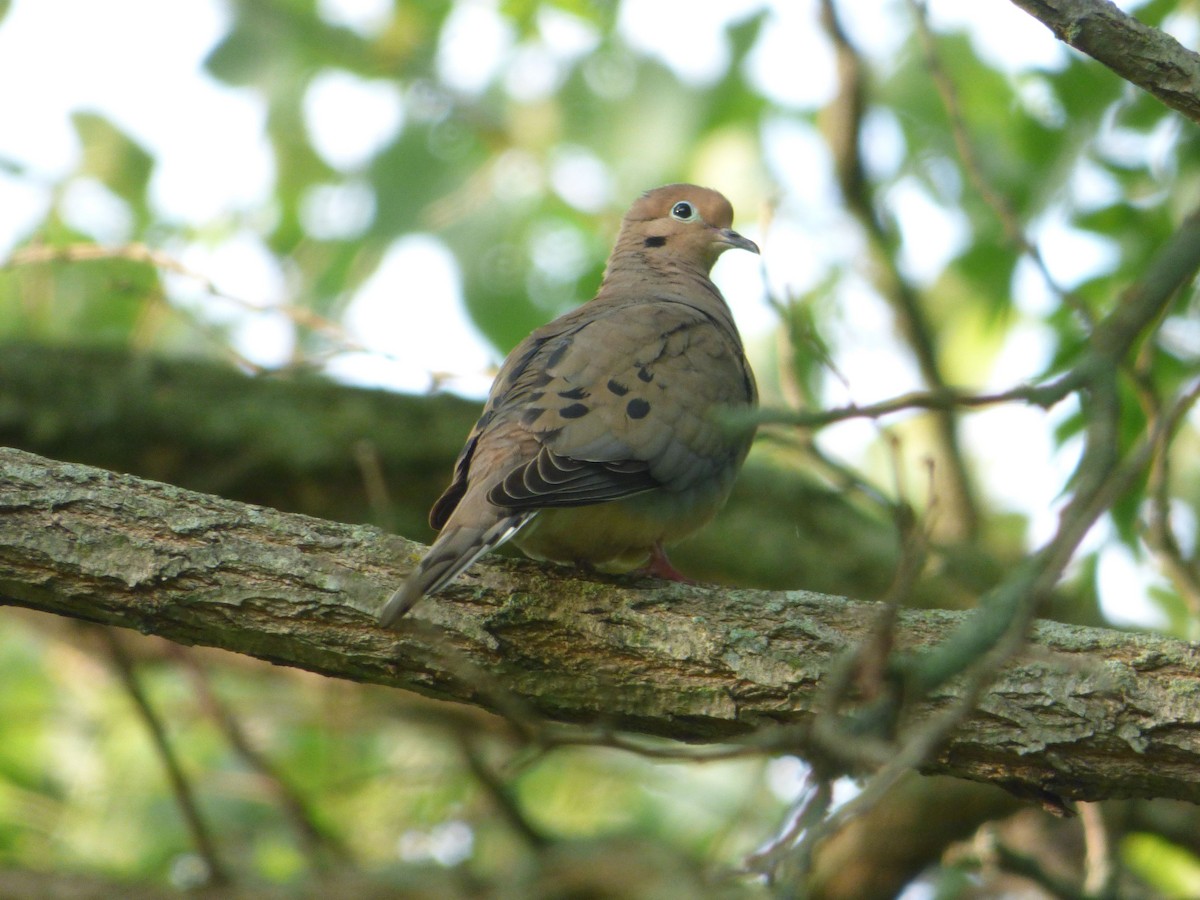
378, 512, 529, 626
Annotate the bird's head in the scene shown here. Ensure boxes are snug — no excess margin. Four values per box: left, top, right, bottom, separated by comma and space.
620, 184, 759, 271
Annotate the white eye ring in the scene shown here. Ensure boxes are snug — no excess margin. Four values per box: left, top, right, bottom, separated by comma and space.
670, 201, 698, 222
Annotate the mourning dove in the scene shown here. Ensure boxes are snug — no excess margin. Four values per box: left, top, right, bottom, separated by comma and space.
379, 184, 758, 625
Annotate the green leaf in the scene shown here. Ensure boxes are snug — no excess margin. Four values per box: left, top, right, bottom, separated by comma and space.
70, 113, 154, 224
1123, 833, 1200, 898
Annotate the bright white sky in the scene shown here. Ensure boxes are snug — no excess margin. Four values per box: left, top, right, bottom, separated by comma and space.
0, 0, 1170, 627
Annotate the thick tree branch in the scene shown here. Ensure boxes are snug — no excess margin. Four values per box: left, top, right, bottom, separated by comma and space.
3, 448, 1200, 804
1010, 0, 1200, 124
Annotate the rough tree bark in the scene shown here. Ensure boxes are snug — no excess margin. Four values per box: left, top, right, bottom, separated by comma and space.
1010, 0, 1200, 124
3, 447, 1199, 805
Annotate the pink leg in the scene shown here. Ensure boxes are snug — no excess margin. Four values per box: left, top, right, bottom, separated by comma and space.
639, 542, 695, 584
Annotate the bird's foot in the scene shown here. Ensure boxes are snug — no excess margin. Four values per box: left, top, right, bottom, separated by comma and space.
638, 543, 695, 584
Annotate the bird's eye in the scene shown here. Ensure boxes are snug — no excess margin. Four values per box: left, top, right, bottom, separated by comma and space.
670, 201, 697, 221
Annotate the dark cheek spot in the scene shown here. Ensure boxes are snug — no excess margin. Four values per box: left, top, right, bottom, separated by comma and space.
607, 379, 629, 396
643, 236, 667, 248
560, 403, 590, 419
626, 398, 650, 419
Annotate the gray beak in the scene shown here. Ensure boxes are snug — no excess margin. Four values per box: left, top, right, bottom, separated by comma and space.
715, 228, 760, 254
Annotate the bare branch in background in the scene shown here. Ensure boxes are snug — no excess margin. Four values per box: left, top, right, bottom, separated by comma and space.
905, 0, 1093, 326
747, 377, 1077, 429
755, 149, 1200, 883
1079, 802, 1117, 896
969, 827, 1095, 900
456, 730, 550, 852
171, 647, 354, 869
1140, 378, 1200, 617
102, 629, 230, 887
4, 242, 362, 371
818, 0, 980, 541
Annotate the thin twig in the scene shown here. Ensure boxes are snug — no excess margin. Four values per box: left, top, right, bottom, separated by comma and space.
802, 500, 929, 776
1142, 378, 1200, 617
905, 0, 1094, 326
100, 628, 230, 886
1, 240, 451, 381
979, 830, 1093, 900
171, 647, 354, 869
4, 242, 351, 345
456, 730, 549, 851
898, 196, 1200, 702
1080, 801, 1117, 897
1090, 206, 1200, 363
819, 0, 979, 539
352, 439, 397, 530
531, 727, 764, 762
777, 193, 1200, 878
744, 772, 834, 884
744, 374, 1078, 430
7, 242, 269, 374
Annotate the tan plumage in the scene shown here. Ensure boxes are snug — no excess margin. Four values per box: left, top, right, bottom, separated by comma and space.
379, 184, 758, 625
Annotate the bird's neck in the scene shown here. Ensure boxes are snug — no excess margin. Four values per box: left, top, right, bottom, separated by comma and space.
597, 245, 739, 336
599, 242, 717, 295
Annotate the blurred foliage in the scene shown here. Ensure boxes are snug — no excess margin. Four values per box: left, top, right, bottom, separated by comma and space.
1123, 832, 1200, 900
2, 0, 1200, 896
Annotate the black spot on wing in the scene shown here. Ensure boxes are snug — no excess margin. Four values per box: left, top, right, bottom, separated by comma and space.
607, 379, 629, 396
558, 386, 588, 399
637, 366, 654, 383
522, 406, 547, 426
626, 398, 650, 419
559, 403, 590, 419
